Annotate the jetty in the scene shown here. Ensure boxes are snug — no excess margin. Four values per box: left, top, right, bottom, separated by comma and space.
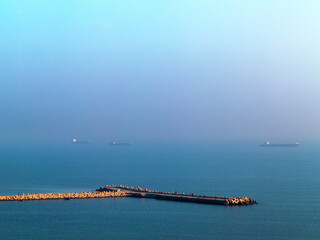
0, 185, 257, 206
97, 185, 257, 206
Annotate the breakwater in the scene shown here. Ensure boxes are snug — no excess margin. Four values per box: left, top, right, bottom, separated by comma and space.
0, 185, 257, 206
0, 191, 126, 202
97, 185, 257, 206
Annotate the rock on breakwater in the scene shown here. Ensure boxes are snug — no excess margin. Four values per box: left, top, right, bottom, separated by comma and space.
0, 191, 126, 202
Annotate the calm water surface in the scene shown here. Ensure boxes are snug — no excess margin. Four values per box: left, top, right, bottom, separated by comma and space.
0, 141, 319, 239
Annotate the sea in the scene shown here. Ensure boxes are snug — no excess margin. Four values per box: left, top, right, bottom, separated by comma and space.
0, 141, 319, 240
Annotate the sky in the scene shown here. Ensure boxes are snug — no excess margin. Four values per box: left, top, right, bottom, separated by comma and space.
1, 0, 320, 143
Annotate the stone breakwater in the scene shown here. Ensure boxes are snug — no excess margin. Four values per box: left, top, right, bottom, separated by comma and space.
0, 191, 126, 202
97, 185, 257, 206
0, 185, 257, 206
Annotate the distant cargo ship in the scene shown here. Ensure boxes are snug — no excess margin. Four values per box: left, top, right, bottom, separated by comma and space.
110, 141, 133, 146
72, 139, 90, 144
260, 141, 299, 147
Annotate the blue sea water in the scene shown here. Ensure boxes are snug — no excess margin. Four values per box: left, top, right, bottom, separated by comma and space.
0, 141, 319, 240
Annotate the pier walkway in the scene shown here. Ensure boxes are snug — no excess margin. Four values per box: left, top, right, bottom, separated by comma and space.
97, 185, 257, 206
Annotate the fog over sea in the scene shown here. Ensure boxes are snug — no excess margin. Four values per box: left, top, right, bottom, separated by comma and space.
1, 1, 320, 239
0, 141, 319, 240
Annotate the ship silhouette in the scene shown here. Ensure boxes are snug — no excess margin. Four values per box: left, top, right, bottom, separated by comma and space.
260, 141, 299, 147
110, 141, 133, 146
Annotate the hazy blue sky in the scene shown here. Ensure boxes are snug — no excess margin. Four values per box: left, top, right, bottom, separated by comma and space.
1, 0, 319, 142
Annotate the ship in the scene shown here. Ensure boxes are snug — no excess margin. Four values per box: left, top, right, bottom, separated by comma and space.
72, 138, 90, 144
260, 141, 299, 147
110, 141, 133, 146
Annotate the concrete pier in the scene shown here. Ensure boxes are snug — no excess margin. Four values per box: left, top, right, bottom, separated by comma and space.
97, 185, 257, 206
